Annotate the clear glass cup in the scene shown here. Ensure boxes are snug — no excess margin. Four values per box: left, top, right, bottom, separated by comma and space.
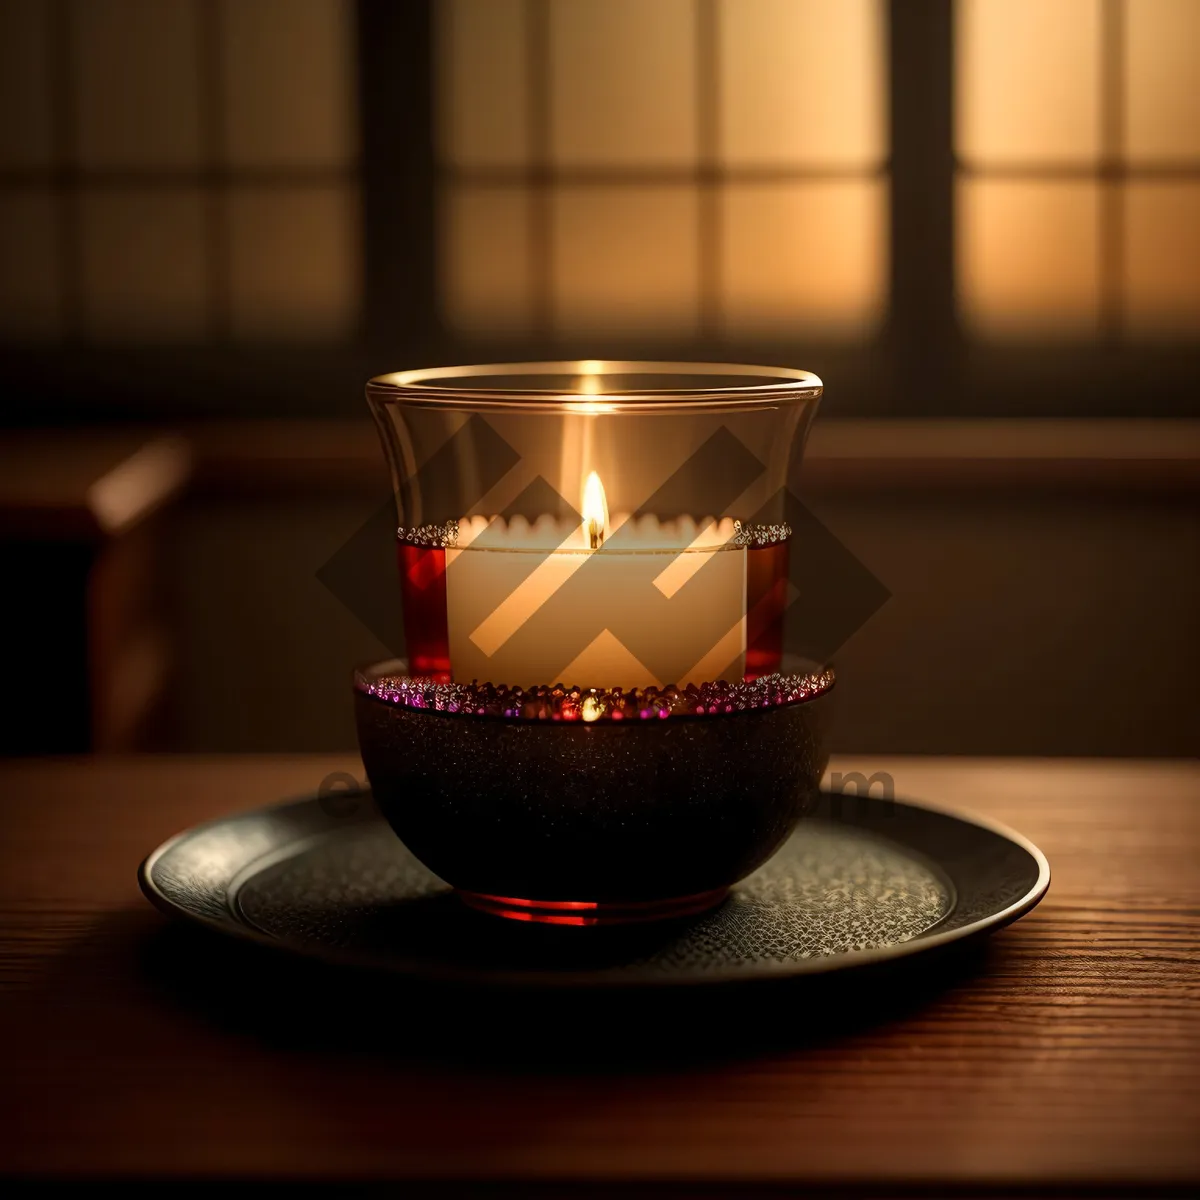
366, 361, 823, 689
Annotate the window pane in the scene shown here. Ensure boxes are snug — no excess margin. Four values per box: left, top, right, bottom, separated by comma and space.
1125, 0, 1200, 162
549, 0, 696, 167
72, 0, 202, 168
440, 185, 534, 334
80, 189, 209, 341
551, 186, 699, 335
0, 191, 61, 339
956, 0, 1101, 166
719, 181, 886, 339
226, 185, 359, 341
718, 0, 885, 167
437, 0, 529, 168
957, 180, 1100, 339
0, 0, 54, 168
1125, 182, 1200, 337
219, 0, 356, 168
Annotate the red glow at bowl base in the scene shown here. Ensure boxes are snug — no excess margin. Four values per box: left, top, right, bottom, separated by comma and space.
457, 887, 731, 926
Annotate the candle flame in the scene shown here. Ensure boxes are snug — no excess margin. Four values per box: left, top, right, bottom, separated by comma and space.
582, 471, 608, 549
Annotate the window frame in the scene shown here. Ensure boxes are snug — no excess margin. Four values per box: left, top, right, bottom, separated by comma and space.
0, 0, 1195, 424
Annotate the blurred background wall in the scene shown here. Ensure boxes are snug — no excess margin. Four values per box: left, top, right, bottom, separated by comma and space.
0, 0, 1197, 755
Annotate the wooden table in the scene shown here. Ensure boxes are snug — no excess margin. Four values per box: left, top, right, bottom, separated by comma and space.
1, 755, 1198, 1193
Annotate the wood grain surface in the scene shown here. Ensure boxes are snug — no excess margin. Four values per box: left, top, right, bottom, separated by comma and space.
0, 755, 1198, 1192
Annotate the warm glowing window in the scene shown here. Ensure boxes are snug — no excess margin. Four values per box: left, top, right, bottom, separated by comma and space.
0, 0, 360, 344
437, 0, 888, 343
956, 0, 1200, 341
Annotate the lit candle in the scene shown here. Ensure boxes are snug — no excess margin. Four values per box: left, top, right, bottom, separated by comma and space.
443, 472, 750, 691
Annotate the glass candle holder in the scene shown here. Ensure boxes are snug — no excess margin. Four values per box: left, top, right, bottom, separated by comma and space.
358, 361, 832, 924
368, 361, 821, 689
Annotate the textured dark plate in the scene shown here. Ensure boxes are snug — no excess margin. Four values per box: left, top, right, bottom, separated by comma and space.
139, 790, 1049, 988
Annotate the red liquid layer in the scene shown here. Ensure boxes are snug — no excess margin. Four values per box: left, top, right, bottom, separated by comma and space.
397, 531, 788, 686
745, 538, 788, 680
397, 542, 451, 681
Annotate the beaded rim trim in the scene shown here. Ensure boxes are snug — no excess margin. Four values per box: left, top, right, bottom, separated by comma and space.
356, 666, 835, 722
395, 520, 460, 548
732, 520, 791, 548
395, 519, 791, 550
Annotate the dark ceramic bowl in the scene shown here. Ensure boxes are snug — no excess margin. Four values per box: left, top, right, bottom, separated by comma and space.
354, 661, 834, 924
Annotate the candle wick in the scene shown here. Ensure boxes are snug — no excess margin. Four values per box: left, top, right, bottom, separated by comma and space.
587, 518, 604, 550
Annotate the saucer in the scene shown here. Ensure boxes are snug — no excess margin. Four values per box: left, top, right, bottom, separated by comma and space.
139, 789, 1048, 988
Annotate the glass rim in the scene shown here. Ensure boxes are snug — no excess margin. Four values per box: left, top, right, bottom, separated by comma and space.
366, 360, 823, 413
